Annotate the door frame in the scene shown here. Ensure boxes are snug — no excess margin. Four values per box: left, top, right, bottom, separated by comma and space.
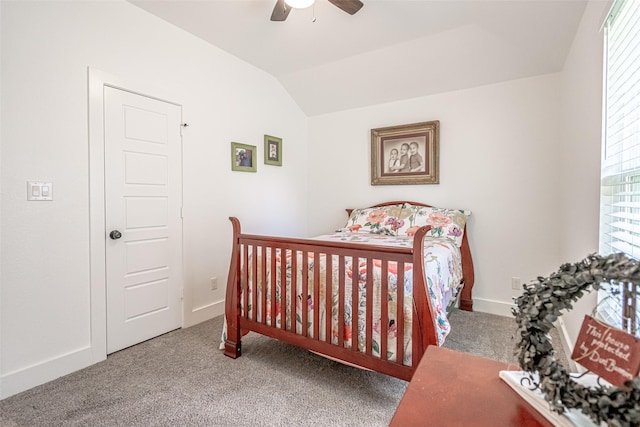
88, 67, 184, 363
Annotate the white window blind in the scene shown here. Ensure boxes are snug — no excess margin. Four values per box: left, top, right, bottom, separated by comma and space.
599, 0, 640, 336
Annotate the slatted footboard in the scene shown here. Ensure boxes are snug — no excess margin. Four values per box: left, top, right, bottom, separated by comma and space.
223, 217, 440, 381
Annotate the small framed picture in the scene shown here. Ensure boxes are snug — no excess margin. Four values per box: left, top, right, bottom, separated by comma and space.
231, 142, 257, 172
264, 135, 282, 166
370, 121, 439, 185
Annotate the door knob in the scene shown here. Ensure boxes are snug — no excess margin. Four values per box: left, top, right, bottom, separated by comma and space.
109, 230, 122, 240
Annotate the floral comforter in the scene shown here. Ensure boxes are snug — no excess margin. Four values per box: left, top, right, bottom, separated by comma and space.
221, 232, 463, 366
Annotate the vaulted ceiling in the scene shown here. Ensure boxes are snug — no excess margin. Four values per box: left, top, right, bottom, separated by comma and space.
129, 0, 590, 116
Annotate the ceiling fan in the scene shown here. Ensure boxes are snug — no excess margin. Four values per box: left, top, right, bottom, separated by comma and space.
270, 0, 364, 22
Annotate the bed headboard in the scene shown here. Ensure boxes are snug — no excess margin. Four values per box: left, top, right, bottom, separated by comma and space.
345, 201, 432, 217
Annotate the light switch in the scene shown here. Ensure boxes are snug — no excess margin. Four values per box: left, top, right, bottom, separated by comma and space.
27, 181, 53, 201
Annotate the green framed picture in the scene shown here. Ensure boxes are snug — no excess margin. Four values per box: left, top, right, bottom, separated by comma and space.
231, 142, 257, 172
264, 135, 282, 166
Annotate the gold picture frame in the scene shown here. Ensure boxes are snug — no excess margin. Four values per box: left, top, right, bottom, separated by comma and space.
370, 121, 439, 185
231, 142, 257, 172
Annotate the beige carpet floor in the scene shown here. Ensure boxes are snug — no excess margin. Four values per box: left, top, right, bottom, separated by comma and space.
0, 309, 568, 426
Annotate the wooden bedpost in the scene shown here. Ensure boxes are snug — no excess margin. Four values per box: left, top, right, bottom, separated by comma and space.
224, 217, 242, 359
459, 229, 474, 311
410, 225, 438, 369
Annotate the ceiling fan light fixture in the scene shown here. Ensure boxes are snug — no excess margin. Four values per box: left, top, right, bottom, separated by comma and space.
285, 0, 315, 9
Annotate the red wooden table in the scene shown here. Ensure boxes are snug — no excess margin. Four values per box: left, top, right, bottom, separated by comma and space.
390, 346, 554, 426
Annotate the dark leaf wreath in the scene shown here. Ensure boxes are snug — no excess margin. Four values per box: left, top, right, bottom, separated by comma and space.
512, 253, 640, 427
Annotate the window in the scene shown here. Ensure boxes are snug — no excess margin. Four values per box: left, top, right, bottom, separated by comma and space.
599, 0, 640, 336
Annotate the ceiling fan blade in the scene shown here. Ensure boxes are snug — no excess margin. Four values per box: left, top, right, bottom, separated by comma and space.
270, 0, 291, 21
328, 0, 364, 15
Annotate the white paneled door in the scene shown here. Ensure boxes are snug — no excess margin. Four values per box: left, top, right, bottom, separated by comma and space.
104, 87, 182, 354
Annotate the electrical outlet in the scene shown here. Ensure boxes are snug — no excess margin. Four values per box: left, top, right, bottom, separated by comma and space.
511, 277, 521, 290
210, 277, 218, 291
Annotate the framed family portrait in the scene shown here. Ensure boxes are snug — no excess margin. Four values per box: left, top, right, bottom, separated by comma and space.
231, 142, 257, 172
370, 120, 439, 185
264, 135, 282, 166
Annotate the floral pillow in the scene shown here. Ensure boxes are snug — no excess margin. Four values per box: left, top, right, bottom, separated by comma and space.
395, 204, 471, 247
341, 204, 411, 235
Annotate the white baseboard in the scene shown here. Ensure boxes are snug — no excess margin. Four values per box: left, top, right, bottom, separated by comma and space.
0, 297, 548, 400
472, 298, 580, 372
0, 346, 94, 400
472, 297, 515, 317
555, 317, 579, 372
1, 300, 226, 400
184, 299, 224, 328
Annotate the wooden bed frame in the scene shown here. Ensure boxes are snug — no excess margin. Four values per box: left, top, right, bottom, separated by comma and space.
224, 201, 474, 381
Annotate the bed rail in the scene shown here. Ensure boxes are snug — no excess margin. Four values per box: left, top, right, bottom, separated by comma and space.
224, 217, 437, 381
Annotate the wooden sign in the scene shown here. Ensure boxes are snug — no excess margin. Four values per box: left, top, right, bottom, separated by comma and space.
571, 315, 640, 388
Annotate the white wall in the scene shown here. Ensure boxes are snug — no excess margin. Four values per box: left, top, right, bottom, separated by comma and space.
0, 0, 307, 398
0, 0, 609, 400
307, 0, 609, 345
0, 1, 4, 399
308, 74, 565, 315
558, 0, 609, 346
